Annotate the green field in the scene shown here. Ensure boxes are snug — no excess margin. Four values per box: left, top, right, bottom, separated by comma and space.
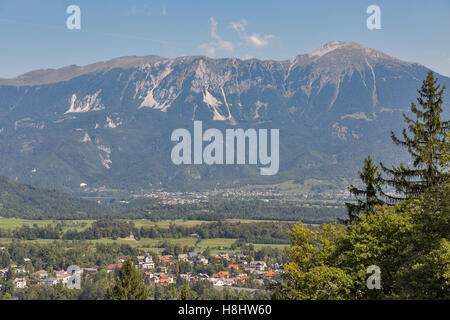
0, 234, 287, 254
0, 218, 94, 231
132, 219, 214, 229
0, 218, 295, 230
0, 218, 290, 253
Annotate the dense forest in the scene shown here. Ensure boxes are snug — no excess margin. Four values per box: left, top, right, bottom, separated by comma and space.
122, 199, 345, 222
0, 176, 109, 219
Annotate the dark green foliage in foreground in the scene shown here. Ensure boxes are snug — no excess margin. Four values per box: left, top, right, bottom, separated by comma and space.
381, 71, 449, 200
108, 257, 149, 300
277, 184, 449, 300
344, 155, 384, 223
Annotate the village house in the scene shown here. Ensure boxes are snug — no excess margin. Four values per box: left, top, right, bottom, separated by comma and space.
54, 270, 66, 276
196, 256, 208, 265
158, 255, 171, 262
141, 261, 155, 270
233, 253, 247, 260
0, 268, 8, 278
188, 252, 201, 259
158, 266, 168, 273
56, 273, 71, 285
14, 267, 28, 274
153, 273, 175, 286
82, 268, 98, 274
211, 278, 234, 287
239, 275, 251, 282
106, 263, 123, 273
218, 252, 232, 259
158, 278, 171, 286
36, 270, 49, 279
250, 261, 267, 271
212, 279, 225, 287
177, 253, 189, 261
264, 270, 275, 278
196, 273, 209, 280
40, 277, 59, 287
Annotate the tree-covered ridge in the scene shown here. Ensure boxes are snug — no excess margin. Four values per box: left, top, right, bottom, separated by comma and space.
0, 175, 108, 219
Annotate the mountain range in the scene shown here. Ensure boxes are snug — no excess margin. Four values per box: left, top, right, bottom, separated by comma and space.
0, 41, 449, 194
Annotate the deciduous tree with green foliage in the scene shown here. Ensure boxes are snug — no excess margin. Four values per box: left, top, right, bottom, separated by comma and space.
280, 223, 353, 300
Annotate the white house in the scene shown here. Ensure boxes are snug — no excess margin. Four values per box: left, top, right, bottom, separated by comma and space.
142, 261, 155, 270
250, 261, 267, 271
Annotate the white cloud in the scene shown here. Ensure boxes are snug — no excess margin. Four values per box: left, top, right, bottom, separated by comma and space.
230, 19, 274, 48
162, 7, 167, 16
230, 20, 246, 34
199, 18, 233, 57
210, 17, 220, 40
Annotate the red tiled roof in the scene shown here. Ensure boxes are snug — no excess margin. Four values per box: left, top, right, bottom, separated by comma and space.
106, 263, 123, 270
264, 270, 275, 277
218, 271, 229, 277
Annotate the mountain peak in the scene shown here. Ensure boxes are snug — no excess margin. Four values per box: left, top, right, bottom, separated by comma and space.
309, 41, 351, 57
308, 41, 393, 61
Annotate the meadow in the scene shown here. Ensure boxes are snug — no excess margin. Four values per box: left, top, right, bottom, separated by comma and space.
0, 218, 290, 253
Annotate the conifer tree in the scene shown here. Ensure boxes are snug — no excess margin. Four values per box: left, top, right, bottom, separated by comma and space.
179, 283, 190, 300
108, 258, 149, 300
344, 155, 384, 223
381, 71, 449, 200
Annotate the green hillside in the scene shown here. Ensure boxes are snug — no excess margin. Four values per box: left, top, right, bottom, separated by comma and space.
0, 175, 108, 219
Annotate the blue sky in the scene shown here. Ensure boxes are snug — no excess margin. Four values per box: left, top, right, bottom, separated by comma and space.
1, 0, 450, 78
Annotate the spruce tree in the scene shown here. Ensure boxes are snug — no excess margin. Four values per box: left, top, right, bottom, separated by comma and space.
344, 155, 384, 223
108, 258, 149, 300
179, 283, 190, 300
380, 71, 449, 200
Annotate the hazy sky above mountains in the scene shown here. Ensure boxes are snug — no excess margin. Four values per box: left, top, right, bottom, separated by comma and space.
1, 0, 450, 77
